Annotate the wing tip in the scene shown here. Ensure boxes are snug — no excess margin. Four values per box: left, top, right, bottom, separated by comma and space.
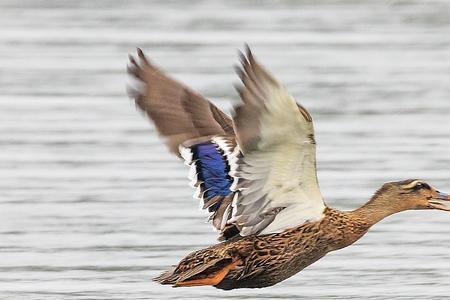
136, 47, 148, 64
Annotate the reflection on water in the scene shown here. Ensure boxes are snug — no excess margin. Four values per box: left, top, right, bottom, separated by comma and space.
1, 0, 450, 299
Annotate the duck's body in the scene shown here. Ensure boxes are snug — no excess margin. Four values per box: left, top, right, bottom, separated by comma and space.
127, 46, 449, 290
156, 208, 370, 289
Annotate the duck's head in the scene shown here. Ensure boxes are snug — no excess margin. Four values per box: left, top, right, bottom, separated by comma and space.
375, 179, 450, 212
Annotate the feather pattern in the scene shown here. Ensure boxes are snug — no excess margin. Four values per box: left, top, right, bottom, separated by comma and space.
180, 136, 239, 234
230, 46, 325, 235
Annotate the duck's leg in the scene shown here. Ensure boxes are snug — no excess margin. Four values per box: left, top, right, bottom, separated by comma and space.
174, 259, 241, 287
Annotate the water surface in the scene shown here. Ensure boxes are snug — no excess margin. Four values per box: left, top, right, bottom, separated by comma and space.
1, 0, 450, 299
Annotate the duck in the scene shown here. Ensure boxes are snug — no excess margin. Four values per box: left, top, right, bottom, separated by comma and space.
126, 46, 450, 290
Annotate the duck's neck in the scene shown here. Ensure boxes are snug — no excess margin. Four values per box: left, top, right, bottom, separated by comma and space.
349, 193, 406, 226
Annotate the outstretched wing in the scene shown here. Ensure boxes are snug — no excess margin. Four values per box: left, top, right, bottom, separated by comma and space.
127, 47, 325, 239
127, 48, 234, 156
127, 49, 239, 240
230, 47, 325, 236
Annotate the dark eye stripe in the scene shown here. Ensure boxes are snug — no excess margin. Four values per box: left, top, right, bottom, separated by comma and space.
415, 182, 431, 190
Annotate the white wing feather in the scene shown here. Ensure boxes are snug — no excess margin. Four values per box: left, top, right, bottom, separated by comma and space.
230, 48, 325, 236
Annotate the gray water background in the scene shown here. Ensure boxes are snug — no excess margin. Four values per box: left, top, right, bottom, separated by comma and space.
1, 0, 450, 299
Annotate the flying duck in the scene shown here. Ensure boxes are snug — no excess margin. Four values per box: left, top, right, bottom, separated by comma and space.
127, 46, 450, 290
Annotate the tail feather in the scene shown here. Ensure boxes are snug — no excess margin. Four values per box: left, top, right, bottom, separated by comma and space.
175, 259, 241, 287
153, 269, 177, 285
153, 257, 241, 287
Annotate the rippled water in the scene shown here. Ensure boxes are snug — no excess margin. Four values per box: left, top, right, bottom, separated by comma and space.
1, 0, 450, 299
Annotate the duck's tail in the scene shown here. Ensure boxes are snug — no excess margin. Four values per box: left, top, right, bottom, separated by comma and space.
153, 257, 241, 287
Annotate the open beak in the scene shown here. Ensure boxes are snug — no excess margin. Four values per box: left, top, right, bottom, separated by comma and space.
428, 192, 450, 211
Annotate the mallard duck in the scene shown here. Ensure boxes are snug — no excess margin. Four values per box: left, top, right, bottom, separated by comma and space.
127, 46, 450, 290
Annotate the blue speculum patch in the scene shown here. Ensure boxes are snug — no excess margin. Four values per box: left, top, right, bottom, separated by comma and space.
191, 142, 233, 211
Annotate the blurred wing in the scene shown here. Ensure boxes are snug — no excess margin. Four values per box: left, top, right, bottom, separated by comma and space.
127, 48, 234, 156
127, 49, 239, 240
230, 47, 325, 236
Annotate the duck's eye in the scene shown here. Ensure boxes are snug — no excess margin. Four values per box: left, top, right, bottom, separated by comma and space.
414, 182, 430, 190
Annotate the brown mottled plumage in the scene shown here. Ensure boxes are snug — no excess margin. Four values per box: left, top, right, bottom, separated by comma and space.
153, 182, 450, 290
127, 47, 450, 290
154, 207, 369, 290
